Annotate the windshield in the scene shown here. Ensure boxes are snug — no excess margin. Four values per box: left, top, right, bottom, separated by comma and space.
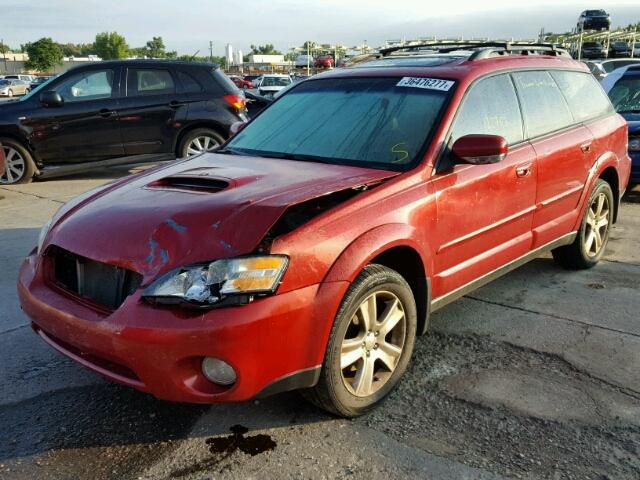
608, 75, 640, 113
225, 77, 452, 170
19, 75, 57, 101
262, 77, 291, 87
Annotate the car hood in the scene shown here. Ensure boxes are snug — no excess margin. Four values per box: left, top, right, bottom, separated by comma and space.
259, 85, 287, 91
45, 153, 398, 283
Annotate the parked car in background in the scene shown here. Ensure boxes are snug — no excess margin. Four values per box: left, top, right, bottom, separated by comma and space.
604, 65, 640, 184
18, 44, 630, 417
295, 54, 314, 67
577, 9, 611, 31
255, 74, 292, 97
314, 54, 335, 69
29, 76, 53, 91
0, 79, 30, 97
581, 42, 607, 59
586, 59, 640, 80
3, 74, 34, 82
242, 74, 261, 84
244, 90, 272, 117
608, 42, 632, 58
229, 75, 254, 89
0, 60, 248, 184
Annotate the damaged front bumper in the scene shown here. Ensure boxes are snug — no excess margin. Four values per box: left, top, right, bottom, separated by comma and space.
18, 251, 347, 403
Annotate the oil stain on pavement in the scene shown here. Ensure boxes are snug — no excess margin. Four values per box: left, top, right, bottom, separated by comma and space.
170, 425, 276, 478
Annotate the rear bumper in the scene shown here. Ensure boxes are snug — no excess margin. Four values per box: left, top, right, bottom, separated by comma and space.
18, 251, 347, 403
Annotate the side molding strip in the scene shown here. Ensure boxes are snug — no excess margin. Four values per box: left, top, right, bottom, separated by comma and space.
430, 232, 577, 312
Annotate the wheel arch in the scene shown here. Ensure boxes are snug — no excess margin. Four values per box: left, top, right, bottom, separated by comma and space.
323, 223, 433, 335
173, 122, 229, 156
598, 166, 620, 223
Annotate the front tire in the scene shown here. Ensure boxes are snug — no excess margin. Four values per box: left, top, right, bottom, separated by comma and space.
1, 138, 36, 184
552, 179, 614, 269
303, 264, 417, 417
7, 89, 13, 98
177, 128, 225, 158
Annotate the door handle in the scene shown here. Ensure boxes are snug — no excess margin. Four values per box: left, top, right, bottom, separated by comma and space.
168, 100, 185, 109
515, 162, 532, 178
580, 142, 592, 153
99, 108, 115, 118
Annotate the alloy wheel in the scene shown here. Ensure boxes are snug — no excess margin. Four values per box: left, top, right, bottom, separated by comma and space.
186, 135, 220, 156
7, 90, 13, 98
584, 192, 610, 257
340, 291, 406, 397
0, 146, 26, 184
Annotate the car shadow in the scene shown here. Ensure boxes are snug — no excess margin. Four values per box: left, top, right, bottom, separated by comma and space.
622, 184, 640, 204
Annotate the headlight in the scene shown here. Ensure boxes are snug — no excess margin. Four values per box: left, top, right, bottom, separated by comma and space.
629, 137, 640, 152
37, 219, 52, 255
142, 255, 289, 306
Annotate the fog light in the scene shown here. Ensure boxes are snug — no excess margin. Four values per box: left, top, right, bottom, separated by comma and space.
202, 357, 236, 386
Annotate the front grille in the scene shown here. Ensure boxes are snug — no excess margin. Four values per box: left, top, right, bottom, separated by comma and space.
51, 247, 143, 310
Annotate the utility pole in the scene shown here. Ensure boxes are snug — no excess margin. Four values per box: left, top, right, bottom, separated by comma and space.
307, 42, 310, 76
209, 41, 213, 63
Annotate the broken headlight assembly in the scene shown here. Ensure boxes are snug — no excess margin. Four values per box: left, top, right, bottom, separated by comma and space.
142, 255, 289, 307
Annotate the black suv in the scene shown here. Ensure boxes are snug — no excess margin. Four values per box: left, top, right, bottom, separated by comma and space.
0, 60, 248, 184
577, 10, 611, 32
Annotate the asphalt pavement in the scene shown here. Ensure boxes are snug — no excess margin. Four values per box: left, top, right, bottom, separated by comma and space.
1, 167, 639, 480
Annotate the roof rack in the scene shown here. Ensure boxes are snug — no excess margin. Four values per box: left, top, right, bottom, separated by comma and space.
379, 42, 572, 60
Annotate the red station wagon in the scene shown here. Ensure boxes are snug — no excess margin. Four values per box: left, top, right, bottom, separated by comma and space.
18, 43, 631, 417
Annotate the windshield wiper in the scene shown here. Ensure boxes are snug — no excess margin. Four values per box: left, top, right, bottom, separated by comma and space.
618, 109, 640, 114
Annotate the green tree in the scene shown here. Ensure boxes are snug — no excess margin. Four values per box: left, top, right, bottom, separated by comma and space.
145, 36, 166, 58
94, 31, 129, 60
24, 37, 63, 72
250, 44, 282, 55
59, 43, 82, 57
0, 41, 12, 55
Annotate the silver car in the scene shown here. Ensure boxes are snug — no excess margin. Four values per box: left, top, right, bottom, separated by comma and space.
0, 79, 30, 97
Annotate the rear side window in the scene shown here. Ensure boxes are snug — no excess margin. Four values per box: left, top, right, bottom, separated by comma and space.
213, 70, 240, 93
550, 71, 613, 122
450, 73, 524, 145
127, 69, 175, 96
512, 71, 573, 138
176, 70, 204, 93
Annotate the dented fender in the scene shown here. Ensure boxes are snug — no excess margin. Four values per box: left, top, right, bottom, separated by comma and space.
323, 223, 432, 284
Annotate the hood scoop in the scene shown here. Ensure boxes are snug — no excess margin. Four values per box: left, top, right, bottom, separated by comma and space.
147, 175, 230, 193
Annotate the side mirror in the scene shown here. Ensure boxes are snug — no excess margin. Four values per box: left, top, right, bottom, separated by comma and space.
451, 134, 508, 165
229, 121, 247, 137
40, 91, 64, 108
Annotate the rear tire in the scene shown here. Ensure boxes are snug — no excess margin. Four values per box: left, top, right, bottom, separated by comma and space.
177, 128, 225, 158
1, 138, 36, 185
552, 179, 614, 269
302, 264, 417, 417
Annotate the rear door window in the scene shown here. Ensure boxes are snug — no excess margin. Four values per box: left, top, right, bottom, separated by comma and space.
550, 71, 613, 122
127, 69, 175, 96
450, 73, 524, 145
511, 71, 574, 138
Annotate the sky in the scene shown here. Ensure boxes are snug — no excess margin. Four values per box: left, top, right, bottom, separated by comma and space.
1, 0, 639, 55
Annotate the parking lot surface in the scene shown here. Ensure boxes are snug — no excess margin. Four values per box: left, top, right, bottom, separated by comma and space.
1, 167, 639, 480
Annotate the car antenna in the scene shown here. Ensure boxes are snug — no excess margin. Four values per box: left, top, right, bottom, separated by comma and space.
189, 50, 200, 61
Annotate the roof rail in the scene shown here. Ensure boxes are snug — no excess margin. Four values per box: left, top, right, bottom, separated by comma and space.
379, 42, 572, 60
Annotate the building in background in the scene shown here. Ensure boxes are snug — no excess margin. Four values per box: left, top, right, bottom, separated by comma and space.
234, 49, 243, 66
225, 43, 234, 66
